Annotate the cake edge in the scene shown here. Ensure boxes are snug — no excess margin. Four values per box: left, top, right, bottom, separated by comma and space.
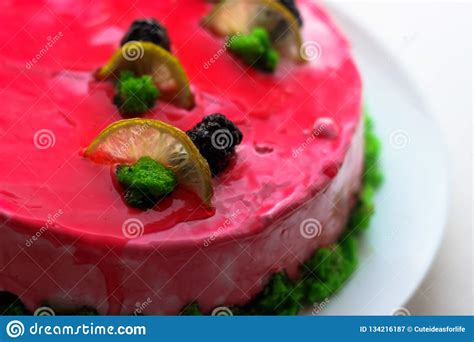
0, 111, 382, 316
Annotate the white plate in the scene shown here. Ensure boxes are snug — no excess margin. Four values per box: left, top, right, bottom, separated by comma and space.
303, 5, 449, 315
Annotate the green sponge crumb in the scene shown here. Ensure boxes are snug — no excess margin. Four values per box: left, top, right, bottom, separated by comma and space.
260, 49, 280, 73
229, 33, 265, 63
348, 113, 383, 235
229, 28, 280, 73
302, 237, 358, 304
251, 27, 271, 50
116, 156, 177, 210
242, 273, 304, 315
113, 71, 160, 116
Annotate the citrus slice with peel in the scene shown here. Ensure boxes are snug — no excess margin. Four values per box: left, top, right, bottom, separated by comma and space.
203, 0, 304, 62
96, 41, 195, 110
85, 119, 213, 205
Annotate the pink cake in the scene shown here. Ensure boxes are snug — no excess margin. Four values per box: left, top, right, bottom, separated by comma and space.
0, 0, 363, 314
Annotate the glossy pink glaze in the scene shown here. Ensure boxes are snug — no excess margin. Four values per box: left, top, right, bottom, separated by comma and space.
0, 0, 363, 314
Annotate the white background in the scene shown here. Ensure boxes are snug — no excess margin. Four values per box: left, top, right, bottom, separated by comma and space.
329, 1, 472, 314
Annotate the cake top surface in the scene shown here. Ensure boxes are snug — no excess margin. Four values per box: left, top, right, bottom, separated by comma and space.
0, 0, 361, 248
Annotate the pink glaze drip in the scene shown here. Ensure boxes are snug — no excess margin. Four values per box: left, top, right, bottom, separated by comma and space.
0, 0, 363, 314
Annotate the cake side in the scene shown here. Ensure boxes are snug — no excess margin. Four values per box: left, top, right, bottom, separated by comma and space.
0, 0, 365, 315
0, 117, 363, 314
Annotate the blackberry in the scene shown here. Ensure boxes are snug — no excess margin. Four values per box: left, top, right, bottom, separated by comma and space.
187, 114, 243, 176
121, 18, 171, 51
279, 0, 303, 26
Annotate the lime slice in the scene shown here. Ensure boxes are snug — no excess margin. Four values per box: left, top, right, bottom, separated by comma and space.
85, 119, 213, 205
203, 0, 304, 62
97, 41, 195, 110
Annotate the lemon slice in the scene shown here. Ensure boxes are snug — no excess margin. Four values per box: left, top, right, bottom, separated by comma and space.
203, 0, 304, 62
85, 119, 213, 205
97, 41, 195, 110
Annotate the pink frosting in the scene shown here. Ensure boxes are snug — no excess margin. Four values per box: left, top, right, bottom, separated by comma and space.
0, 0, 363, 314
